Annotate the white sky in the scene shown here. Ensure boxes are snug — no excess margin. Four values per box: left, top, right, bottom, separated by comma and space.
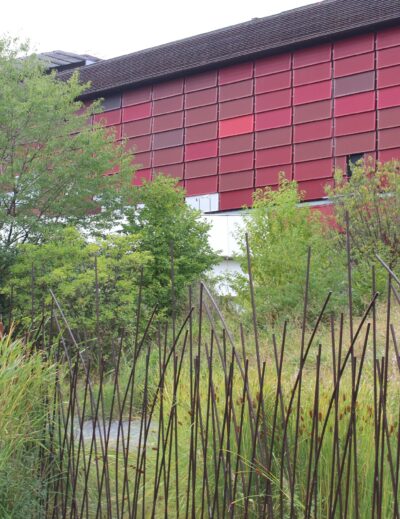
2, 0, 318, 60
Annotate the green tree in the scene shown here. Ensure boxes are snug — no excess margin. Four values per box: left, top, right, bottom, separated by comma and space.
124, 175, 219, 313
0, 38, 134, 273
233, 176, 346, 324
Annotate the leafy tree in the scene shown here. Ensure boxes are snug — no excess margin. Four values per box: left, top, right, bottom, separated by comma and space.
233, 176, 347, 325
0, 38, 134, 273
124, 175, 219, 313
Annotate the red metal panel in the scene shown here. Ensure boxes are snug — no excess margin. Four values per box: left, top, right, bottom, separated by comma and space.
153, 111, 184, 132
185, 71, 218, 92
122, 87, 152, 107
219, 189, 253, 210
377, 27, 400, 50
255, 108, 292, 131
219, 63, 253, 85
185, 140, 218, 161
255, 126, 292, 149
379, 147, 400, 162
378, 107, 400, 129
255, 71, 291, 94
220, 97, 253, 120
220, 151, 254, 173
335, 71, 375, 97
219, 115, 254, 137
185, 88, 217, 109
294, 119, 332, 143
133, 151, 151, 168
153, 146, 183, 167
122, 103, 151, 123
153, 129, 184, 150
185, 122, 218, 144
293, 62, 331, 86
255, 53, 291, 77
378, 85, 400, 109
334, 91, 375, 117
294, 80, 332, 105
377, 46, 400, 69
185, 105, 217, 126
93, 109, 121, 126
126, 135, 152, 153
106, 125, 122, 140
132, 168, 152, 186
219, 170, 254, 191
293, 43, 331, 69
153, 95, 184, 116
294, 138, 332, 162
219, 133, 254, 155
300, 178, 333, 201
185, 158, 218, 179
294, 158, 333, 181
334, 52, 374, 78
335, 131, 375, 155
122, 118, 151, 138
255, 165, 293, 186
185, 176, 218, 196
294, 100, 332, 124
378, 66, 400, 89
153, 79, 184, 100
335, 111, 376, 136
379, 127, 400, 150
255, 89, 291, 112
255, 145, 292, 168
220, 79, 253, 101
334, 33, 374, 59
153, 163, 184, 179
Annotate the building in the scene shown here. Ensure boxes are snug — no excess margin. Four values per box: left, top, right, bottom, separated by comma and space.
58, 0, 400, 269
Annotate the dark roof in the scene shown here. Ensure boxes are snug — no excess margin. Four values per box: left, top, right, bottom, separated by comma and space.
58, 0, 400, 98
37, 51, 100, 72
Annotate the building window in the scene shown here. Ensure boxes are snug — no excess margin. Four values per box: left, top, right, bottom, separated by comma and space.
346, 153, 364, 178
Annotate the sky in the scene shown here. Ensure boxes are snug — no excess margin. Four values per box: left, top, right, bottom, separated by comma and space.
1, 0, 319, 60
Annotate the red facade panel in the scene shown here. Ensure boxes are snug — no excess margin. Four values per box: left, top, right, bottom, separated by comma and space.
219, 115, 254, 137
293, 43, 331, 69
255, 89, 291, 112
334, 52, 375, 78
294, 100, 332, 124
377, 27, 400, 50
185, 176, 218, 196
334, 91, 375, 117
334, 33, 374, 59
185, 88, 217, 109
255, 108, 292, 131
153, 111, 184, 132
255, 53, 291, 77
185, 71, 218, 92
185, 105, 218, 126
219, 63, 253, 85
153, 95, 184, 116
93, 109, 121, 126
294, 158, 333, 181
106, 125, 122, 140
132, 168, 152, 186
153, 79, 184, 99
126, 135, 152, 153
294, 138, 332, 162
122, 102, 151, 123
219, 170, 254, 191
122, 87, 152, 107
378, 106, 400, 129
294, 119, 332, 143
377, 46, 400, 69
220, 80, 253, 101
154, 163, 184, 179
153, 146, 183, 167
334, 71, 375, 97
335, 111, 376, 136
220, 97, 253, 120
219, 189, 254, 210
378, 85, 400, 109
255, 71, 291, 94
255, 145, 292, 168
377, 66, 400, 89
185, 158, 218, 179
293, 62, 331, 86
294, 80, 332, 105
379, 147, 400, 162
255, 126, 292, 149
379, 127, 400, 150
219, 133, 254, 155
185, 122, 218, 144
133, 151, 151, 168
122, 118, 152, 138
185, 140, 218, 161
255, 165, 293, 186
219, 152, 254, 174
153, 129, 184, 150
335, 131, 375, 155
300, 178, 333, 201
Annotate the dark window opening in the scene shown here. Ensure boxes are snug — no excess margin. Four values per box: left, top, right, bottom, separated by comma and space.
346, 153, 364, 178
